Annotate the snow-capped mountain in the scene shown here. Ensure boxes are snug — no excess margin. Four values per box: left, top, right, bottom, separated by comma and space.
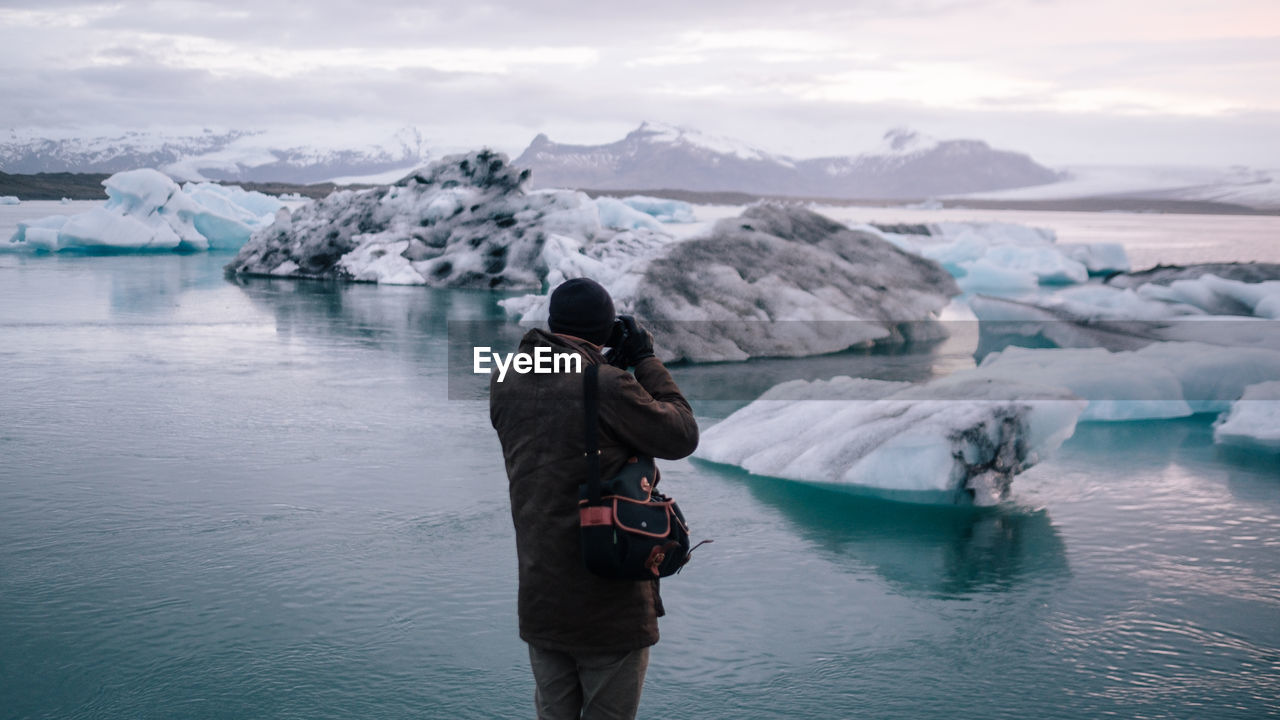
0, 127, 431, 184
515, 122, 804, 195
514, 123, 1063, 198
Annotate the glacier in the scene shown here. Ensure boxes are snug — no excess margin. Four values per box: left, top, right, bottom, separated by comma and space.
694, 374, 1086, 506
3, 169, 282, 253
1213, 381, 1280, 453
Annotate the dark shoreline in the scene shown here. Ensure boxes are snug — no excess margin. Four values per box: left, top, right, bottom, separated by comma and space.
2, 170, 1274, 216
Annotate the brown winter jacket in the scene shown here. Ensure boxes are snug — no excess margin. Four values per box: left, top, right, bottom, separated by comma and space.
489, 328, 699, 653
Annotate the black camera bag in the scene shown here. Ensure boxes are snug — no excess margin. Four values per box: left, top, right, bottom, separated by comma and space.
578, 363, 692, 580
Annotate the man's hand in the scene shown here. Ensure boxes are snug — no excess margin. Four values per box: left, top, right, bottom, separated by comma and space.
607, 315, 655, 368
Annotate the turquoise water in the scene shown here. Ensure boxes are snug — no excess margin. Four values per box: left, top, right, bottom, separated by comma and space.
2, 246, 1279, 719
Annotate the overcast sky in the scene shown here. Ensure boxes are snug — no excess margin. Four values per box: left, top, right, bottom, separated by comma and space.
1, 0, 1277, 166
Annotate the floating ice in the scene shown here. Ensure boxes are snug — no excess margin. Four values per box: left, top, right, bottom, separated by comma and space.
1106, 262, 1280, 289
694, 374, 1085, 505
975, 346, 1191, 421
0, 196, 20, 205
970, 270, 1280, 357
973, 343, 1280, 420
3, 169, 282, 253
1132, 342, 1280, 413
1213, 381, 1280, 453
1059, 242, 1130, 275
227, 150, 667, 288
877, 221, 1125, 293
1135, 274, 1280, 319
594, 197, 665, 232
618, 196, 696, 223
502, 203, 961, 362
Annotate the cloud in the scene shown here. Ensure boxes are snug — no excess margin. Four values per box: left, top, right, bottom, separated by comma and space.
0, 0, 1276, 165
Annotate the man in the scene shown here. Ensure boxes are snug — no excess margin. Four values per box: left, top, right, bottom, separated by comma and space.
489, 278, 699, 720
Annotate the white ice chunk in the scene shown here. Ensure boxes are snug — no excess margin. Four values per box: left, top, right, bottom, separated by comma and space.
338, 239, 426, 284
594, 197, 665, 232
1137, 274, 1280, 318
695, 375, 1085, 505
3, 169, 281, 253
881, 221, 1106, 293
0, 196, 20, 205
1213, 381, 1280, 453
1059, 242, 1130, 274
619, 195, 696, 223
976, 346, 1191, 421
955, 258, 1040, 292
1132, 342, 1280, 413
103, 168, 179, 215
973, 343, 1280, 420
58, 208, 184, 250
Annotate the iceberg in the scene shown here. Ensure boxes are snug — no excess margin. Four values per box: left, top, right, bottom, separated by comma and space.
0, 195, 20, 205
1134, 274, 1280, 319
227, 150, 668, 289
969, 270, 1280, 358
1106, 262, 1280, 289
1059, 242, 1131, 275
617, 196, 696, 223
593, 197, 666, 232
1213, 381, 1280, 453
3, 169, 282, 253
694, 374, 1085, 505
875, 221, 1127, 293
502, 203, 961, 362
973, 343, 1280, 420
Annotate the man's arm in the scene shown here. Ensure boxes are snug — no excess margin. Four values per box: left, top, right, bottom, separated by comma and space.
599, 357, 699, 460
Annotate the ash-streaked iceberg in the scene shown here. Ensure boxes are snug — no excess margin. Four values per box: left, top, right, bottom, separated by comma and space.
1213, 381, 1280, 453
226, 150, 674, 289
694, 375, 1085, 506
502, 203, 961, 362
3, 169, 281, 253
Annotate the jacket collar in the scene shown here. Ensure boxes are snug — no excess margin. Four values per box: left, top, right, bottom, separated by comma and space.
523, 327, 606, 366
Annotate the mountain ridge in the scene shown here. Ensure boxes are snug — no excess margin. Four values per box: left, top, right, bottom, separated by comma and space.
514, 122, 1064, 199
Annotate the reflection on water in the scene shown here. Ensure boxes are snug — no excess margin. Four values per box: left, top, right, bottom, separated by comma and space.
701, 462, 1068, 598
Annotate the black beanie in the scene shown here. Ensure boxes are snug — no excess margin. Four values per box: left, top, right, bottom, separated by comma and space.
548, 278, 615, 345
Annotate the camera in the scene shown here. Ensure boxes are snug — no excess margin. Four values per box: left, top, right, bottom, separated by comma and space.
606, 317, 629, 350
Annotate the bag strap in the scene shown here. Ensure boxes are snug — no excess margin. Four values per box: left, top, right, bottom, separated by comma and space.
583, 363, 603, 505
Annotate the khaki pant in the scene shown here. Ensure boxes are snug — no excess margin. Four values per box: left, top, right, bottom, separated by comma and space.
527, 644, 650, 720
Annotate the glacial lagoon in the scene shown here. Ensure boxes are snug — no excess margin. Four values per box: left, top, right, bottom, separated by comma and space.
2, 203, 1279, 719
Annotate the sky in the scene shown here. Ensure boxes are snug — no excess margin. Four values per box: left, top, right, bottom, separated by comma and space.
1, 0, 1278, 167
